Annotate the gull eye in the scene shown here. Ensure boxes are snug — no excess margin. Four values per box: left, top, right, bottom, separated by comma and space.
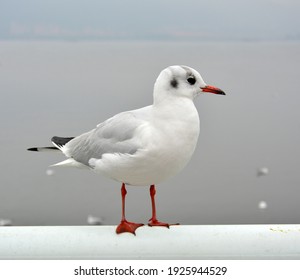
187, 77, 196, 85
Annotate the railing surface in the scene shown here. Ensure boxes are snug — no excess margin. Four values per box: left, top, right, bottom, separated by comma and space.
1, 225, 299, 259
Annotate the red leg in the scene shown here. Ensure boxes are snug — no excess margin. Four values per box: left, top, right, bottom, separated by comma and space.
116, 183, 144, 235
148, 185, 179, 228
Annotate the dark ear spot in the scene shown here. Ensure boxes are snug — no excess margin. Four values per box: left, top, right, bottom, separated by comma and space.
170, 78, 178, 88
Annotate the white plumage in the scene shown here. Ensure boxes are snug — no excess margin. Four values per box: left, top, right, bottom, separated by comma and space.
53, 66, 205, 186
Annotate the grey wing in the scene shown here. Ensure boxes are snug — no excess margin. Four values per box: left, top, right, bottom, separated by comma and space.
65, 111, 144, 166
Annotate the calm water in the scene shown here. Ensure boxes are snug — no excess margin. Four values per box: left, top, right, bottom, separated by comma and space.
0, 41, 299, 226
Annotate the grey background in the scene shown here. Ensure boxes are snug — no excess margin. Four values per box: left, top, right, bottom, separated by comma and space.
1, 0, 300, 41
0, 0, 299, 226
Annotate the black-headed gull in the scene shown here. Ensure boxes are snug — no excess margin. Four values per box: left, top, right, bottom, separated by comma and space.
28, 65, 225, 234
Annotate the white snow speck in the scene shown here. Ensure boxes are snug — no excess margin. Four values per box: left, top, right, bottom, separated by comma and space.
258, 201, 268, 210
46, 169, 55, 176
257, 167, 269, 177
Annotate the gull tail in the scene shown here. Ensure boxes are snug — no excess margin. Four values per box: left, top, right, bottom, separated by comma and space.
50, 158, 89, 169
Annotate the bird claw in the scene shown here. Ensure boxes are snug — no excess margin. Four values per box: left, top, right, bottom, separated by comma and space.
148, 218, 179, 228
116, 220, 144, 235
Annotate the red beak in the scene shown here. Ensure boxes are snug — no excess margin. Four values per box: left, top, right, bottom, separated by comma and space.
201, 85, 226, 95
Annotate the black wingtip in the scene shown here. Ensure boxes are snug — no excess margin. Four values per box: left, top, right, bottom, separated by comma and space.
27, 147, 38, 152
51, 136, 74, 146
27, 146, 59, 152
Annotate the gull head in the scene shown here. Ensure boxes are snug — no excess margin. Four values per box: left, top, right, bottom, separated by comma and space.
153, 65, 225, 104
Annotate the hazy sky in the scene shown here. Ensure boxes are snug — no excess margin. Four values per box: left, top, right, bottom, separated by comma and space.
1, 0, 300, 41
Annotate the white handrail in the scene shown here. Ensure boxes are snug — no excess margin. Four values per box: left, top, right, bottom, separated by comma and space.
1, 225, 300, 259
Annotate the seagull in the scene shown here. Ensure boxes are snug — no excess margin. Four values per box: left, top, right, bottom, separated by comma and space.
28, 65, 225, 235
